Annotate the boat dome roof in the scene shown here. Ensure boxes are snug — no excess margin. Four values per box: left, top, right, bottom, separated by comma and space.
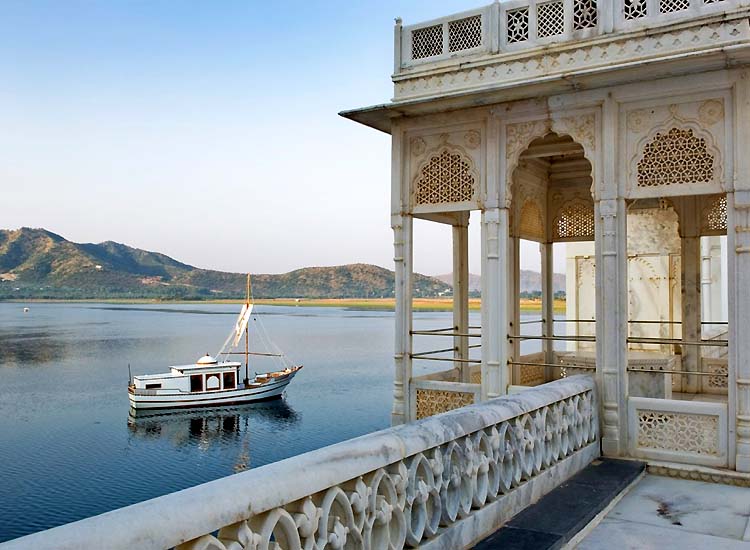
196, 354, 218, 365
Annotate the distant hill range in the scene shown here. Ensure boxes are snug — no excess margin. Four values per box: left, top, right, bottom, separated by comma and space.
435, 270, 566, 294
0, 228, 451, 300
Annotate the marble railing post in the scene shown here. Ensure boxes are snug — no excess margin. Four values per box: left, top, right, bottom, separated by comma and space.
453, 213, 470, 382
595, 198, 628, 456
731, 191, 750, 471
481, 207, 510, 399
392, 214, 413, 425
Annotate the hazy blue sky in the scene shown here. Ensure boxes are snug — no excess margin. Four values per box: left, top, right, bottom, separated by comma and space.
1, 1, 561, 275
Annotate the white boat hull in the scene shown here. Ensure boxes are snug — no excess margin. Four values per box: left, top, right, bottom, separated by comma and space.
128, 370, 299, 410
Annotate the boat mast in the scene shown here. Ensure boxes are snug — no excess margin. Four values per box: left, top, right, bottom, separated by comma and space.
245, 274, 252, 385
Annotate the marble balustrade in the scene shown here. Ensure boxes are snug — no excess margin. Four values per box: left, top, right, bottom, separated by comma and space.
0, 376, 598, 550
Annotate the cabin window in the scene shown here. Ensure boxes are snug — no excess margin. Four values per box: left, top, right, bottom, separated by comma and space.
190, 374, 203, 392
206, 375, 220, 391
223, 371, 236, 390
145, 383, 162, 390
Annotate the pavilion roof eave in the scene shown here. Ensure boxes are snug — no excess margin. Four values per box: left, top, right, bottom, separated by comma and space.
339, 43, 750, 135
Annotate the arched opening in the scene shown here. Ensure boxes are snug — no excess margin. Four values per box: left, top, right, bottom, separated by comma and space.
622, 193, 730, 467
508, 133, 595, 388
625, 195, 729, 400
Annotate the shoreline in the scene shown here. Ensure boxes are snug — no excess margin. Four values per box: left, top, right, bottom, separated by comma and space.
2, 297, 566, 313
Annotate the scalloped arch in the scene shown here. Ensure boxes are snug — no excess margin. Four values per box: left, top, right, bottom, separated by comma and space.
505, 115, 596, 206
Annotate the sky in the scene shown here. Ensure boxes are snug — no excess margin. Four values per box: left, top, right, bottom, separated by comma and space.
0, 1, 562, 276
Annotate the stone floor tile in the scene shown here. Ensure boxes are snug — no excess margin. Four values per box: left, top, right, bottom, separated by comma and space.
576, 518, 750, 550
605, 475, 750, 540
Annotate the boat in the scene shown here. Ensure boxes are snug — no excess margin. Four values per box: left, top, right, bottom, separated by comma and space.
128, 276, 302, 410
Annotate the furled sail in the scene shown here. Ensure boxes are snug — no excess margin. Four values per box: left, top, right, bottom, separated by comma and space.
233, 304, 253, 347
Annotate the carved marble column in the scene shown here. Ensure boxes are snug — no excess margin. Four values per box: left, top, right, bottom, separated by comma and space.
679, 197, 702, 394
731, 191, 750, 471
509, 236, 521, 384
392, 214, 413, 425
595, 198, 628, 456
453, 212, 470, 382
481, 207, 510, 399
541, 241, 556, 370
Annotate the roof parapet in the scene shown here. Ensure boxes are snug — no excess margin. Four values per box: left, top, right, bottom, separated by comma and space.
395, 0, 750, 77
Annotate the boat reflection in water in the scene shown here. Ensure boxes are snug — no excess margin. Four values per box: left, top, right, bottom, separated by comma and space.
127, 400, 300, 472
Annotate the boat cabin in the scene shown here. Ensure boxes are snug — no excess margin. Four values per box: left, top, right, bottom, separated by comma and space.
131, 355, 242, 393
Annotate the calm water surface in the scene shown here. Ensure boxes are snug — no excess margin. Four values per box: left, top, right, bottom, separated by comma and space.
0, 302, 553, 542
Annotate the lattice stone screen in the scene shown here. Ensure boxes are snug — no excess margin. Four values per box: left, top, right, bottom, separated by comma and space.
520, 364, 546, 386
552, 199, 595, 240
537, 1, 565, 38
449, 15, 482, 52
573, 0, 598, 30
507, 7, 530, 43
702, 195, 728, 234
415, 388, 476, 420
414, 149, 476, 206
519, 199, 545, 241
638, 410, 718, 454
411, 24, 442, 60
703, 358, 729, 394
660, 0, 691, 12
628, 397, 727, 467
624, 0, 648, 19
636, 128, 714, 188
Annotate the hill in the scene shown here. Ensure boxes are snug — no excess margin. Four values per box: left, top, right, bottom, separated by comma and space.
0, 228, 450, 300
435, 270, 566, 294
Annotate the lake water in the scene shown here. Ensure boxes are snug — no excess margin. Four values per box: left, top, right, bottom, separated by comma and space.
0, 302, 553, 542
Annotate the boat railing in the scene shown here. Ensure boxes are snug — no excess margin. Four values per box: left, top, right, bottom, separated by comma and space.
1, 375, 598, 550
128, 387, 182, 396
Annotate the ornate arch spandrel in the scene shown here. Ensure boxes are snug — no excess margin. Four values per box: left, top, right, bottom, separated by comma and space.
504, 119, 551, 207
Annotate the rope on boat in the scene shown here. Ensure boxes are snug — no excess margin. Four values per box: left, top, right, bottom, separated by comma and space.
253, 313, 295, 369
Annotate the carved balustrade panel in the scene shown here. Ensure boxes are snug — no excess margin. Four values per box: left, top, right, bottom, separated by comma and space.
175, 378, 598, 550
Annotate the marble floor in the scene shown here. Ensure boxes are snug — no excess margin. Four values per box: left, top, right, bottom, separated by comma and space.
575, 474, 750, 549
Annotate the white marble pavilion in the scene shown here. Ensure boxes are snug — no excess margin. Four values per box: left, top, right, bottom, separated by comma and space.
342, 0, 750, 474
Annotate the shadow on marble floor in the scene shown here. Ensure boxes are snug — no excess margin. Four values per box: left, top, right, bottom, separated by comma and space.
576, 474, 750, 549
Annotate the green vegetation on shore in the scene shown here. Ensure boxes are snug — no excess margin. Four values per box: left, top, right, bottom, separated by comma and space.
0, 228, 450, 300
